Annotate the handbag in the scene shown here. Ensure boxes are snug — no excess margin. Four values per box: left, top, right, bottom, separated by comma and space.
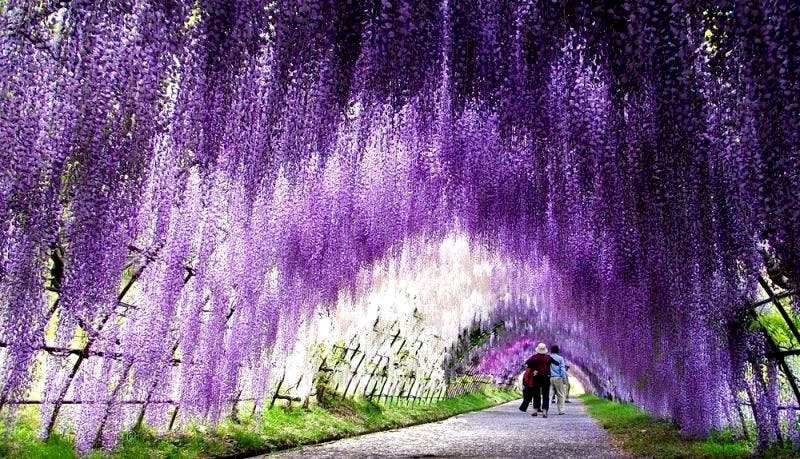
523, 367, 535, 387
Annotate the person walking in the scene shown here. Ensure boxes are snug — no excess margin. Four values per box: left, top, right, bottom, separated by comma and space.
524, 343, 560, 418
549, 345, 568, 415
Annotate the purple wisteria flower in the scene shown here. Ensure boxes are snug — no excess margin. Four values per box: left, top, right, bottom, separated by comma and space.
0, 0, 798, 450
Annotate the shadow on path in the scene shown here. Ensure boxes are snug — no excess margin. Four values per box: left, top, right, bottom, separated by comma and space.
267, 397, 628, 458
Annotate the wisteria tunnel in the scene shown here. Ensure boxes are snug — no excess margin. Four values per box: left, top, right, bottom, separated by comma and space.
1, 0, 799, 456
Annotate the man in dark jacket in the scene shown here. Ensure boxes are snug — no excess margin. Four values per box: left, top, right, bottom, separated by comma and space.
524, 342, 560, 417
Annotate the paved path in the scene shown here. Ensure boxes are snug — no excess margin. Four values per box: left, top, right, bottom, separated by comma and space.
268, 398, 627, 458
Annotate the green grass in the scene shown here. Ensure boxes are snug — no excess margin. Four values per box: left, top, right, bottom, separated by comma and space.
0, 407, 76, 459
1, 387, 518, 458
580, 394, 796, 458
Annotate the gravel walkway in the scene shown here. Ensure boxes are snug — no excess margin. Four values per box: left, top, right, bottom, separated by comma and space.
267, 397, 628, 458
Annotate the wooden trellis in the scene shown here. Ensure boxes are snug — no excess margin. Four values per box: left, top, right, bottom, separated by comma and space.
291, 316, 492, 409
743, 272, 799, 444
0, 243, 200, 443
0, 243, 500, 445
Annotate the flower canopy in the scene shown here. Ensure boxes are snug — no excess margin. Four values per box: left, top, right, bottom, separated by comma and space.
1, 0, 798, 451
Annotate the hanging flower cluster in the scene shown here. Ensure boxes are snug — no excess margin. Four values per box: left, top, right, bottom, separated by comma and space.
1, 0, 799, 450
278, 232, 507, 402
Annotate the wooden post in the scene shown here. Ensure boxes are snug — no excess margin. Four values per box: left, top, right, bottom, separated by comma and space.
433, 383, 444, 403
286, 375, 302, 409
269, 371, 286, 408
135, 382, 157, 430
405, 378, 416, 405
734, 396, 751, 442
167, 406, 179, 431
468, 377, 478, 393
394, 381, 406, 406
42, 246, 187, 439
331, 342, 354, 394
230, 389, 243, 422
758, 277, 800, 341
362, 371, 378, 398
377, 369, 390, 403
92, 362, 134, 448
455, 379, 467, 396
342, 352, 366, 399
135, 340, 181, 430
419, 367, 435, 405
749, 304, 800, 405
381, 381, 392, 405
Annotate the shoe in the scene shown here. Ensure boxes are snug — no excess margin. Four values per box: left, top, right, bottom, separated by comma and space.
518, 407, 526, 412
558, 412, 565, 415
531, 411, 538, 417
565, 400, 572, 403
543, 411, 548, 418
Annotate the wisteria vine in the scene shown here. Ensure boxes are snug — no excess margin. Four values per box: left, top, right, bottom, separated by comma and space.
1, 0, 799, 452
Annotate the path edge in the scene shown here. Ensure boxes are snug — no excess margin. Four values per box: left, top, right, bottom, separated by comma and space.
227, 394, 521, 459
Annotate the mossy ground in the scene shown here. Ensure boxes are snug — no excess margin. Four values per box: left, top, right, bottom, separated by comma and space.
580, 394, 795, 458
0, 387, 517, 458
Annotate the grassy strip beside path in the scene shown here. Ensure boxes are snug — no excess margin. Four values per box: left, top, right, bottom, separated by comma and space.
1, 387, 518, 458
580, 394, 796, 458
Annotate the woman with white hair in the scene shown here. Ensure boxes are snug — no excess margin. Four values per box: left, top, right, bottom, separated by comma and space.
523, 342, 561, 417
